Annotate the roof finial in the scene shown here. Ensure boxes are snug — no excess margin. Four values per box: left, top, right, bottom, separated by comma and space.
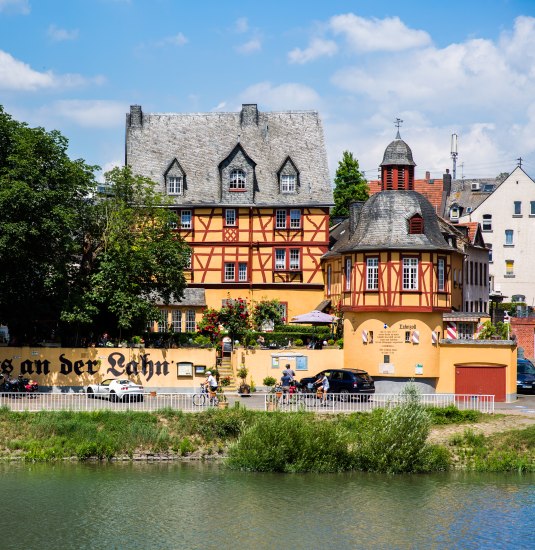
395, 118, 403, 139
517, 156, 523, 167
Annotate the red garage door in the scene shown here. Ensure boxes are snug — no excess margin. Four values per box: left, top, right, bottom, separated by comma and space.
455, 365, 506, 402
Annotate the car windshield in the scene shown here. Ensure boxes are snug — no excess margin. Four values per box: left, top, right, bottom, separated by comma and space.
117, 380, 130, 384
518, 361, 535, 375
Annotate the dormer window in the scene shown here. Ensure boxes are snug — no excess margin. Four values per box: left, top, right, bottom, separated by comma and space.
168, 176, 183, 195
281, 174, 296, 193
449, 206, 459, 221
408, 214, 424, 234
230, 169, 246, 190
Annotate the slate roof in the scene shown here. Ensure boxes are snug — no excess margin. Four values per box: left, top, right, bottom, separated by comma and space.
337, 191, 454, 253
380, 132, 416, 166
369, 176, 445, 212
152, 288, 206, 307
125, 104, 332, 207
444, 177, 501, 217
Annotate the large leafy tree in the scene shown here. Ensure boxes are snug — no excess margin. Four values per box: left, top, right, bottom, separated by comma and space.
0, 107, 190, 344
331, 150, 369, 218
0, 106, 96, 343
63, 166, 191, 338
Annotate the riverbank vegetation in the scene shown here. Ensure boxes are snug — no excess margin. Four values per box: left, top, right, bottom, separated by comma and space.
0, 403, 532, 473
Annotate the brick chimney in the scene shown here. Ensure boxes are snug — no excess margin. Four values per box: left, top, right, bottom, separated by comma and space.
240, 104, 258, 126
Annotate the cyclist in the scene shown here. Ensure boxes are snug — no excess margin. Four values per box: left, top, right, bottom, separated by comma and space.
314, 372, 329, 405
205, 371, 218, 395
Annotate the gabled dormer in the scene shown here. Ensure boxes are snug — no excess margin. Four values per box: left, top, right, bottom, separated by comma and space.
164, 158, 187, 197
408, 213, 424, 234
218, 143, 256, 204
277, 156, 300, 195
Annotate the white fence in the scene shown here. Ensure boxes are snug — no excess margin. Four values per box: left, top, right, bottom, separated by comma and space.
0, 391, 495, 414
265, 392, 495, 414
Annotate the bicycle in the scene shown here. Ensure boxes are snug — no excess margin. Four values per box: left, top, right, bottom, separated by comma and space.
192, 384, 219, 407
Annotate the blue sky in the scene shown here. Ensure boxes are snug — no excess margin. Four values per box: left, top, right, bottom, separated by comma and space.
1, 0, 535, 182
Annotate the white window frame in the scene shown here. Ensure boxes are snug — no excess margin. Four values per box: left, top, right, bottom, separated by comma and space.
531, 201, 535, 216
505, 260, 514, 276
290, 209, 301, 229
345, 258, 352, 291
229, 169, 246, 189
224, 263, 235, 281
238, 262, 247, 282
450, 206, 459, 221
505, 229, 514, 246
366, 257, 379, 290
402, 257, 419, 290
275, 209, 287, 229
281, 174, 296, 193
180, 210, 192, 229
289, 249, 300, 270
168, 176, 183, 195
185, 310, 196, 332
457, 322, 475, 340
482, 214, 492, 231
157, 309, 169, 333
172, 310, 182, 333
275, 249, 286, 270
225, 208, 236, 226
437, 258, 445, 291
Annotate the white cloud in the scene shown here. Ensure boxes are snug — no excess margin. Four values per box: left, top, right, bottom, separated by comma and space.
0, 0, 29, 14
329, 13, 432, 52
156, 33, 188, 47
0, 50, 104, 91
235, 17, 248, 33
97, 159, 123, 183
288, 38, 338, 64
239, 82, 321, 111
43, 100, 126, 128
47, 24, 79, 42
212, 101, 227, 111
236, 38, 261, 54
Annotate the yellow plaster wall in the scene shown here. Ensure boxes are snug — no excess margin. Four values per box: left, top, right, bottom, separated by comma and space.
437, 342, 517, 395
344, 312, 443, 378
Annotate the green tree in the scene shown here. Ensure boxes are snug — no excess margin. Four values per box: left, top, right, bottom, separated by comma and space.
0, 106, 96, 343
63, 166, 191, 336
251, 299, 284, 330
331, 151, 369, 218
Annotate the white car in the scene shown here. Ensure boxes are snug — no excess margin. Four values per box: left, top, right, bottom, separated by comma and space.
86, 379, 144, 402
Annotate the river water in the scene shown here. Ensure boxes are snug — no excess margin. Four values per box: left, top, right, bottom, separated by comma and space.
1, 462, 533, 550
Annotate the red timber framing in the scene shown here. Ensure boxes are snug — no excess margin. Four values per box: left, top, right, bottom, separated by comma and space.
173, 206, 329, 288
339, 250, 453, 313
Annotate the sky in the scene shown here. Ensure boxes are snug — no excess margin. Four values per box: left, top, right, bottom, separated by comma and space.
1, 0, 535, 183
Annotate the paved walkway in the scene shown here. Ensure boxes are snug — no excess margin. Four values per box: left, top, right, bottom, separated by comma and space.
495, 394, 535, 414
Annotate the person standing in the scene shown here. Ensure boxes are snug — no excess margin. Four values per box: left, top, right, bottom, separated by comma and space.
282, 363, 295, 380
315, 372, 329, 405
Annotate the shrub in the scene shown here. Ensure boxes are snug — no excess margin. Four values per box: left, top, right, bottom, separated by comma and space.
237, 367, 248, 380
263, 376, 277, 387
337, 338, 344, 349
327, 339, 335, 346
293, 338, 304, 346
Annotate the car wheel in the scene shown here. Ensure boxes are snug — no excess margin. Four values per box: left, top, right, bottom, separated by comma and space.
86, 388, 94, 399
110, 391, 117, 402
339, 389, 350, 402
122, 394, 131, 403
138, 395, 144, 403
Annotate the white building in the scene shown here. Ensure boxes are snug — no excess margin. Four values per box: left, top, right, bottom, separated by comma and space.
459, 166, 535, 305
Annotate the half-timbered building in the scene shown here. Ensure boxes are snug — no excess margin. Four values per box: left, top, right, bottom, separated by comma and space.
321, 131, 514, 396
125, 104, 332, 328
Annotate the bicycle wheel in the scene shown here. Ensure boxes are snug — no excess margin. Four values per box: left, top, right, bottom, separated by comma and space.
192, 393, 206, 406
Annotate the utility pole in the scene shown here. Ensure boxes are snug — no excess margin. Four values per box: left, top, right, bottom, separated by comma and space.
451, 133, 458, 179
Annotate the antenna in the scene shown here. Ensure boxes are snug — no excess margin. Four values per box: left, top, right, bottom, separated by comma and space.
451, 133, 458, 179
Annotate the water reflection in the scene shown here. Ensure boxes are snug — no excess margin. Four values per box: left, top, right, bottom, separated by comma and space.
1, 463, 534, 549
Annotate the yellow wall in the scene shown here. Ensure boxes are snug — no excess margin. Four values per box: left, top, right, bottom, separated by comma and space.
438, 342, 517, 396
344, 312, 443, 378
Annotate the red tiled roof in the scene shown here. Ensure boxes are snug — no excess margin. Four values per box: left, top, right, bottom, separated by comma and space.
457, 222, 479, 244
368, 177, 444, 212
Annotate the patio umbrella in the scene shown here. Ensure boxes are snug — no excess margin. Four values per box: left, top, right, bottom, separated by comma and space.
290, 309, 338, 324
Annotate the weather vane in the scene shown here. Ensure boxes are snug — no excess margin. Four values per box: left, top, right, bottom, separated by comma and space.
395, 118, 403, 130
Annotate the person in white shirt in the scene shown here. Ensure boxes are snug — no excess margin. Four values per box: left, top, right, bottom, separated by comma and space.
205, 371, 218, 393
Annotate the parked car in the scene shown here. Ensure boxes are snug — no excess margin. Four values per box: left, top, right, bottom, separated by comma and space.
299, 368, 375, 400
517, 359, 535, 394
86, 379, 144, 402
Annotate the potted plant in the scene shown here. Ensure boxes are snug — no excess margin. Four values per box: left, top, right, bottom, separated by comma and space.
263, 376, 277, 392
220, 376, 231, 387
216, 387, 228, 409
237, 367, 250, 395
131, 335, 144, 348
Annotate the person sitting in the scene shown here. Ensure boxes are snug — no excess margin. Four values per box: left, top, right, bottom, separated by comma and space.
204, 371, 218, 395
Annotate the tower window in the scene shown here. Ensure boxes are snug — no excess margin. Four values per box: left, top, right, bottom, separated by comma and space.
408, 214, 424, 234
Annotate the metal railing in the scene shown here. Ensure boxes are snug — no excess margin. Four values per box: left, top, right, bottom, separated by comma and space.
264, 392, 495, 414
0, 391, 495, 414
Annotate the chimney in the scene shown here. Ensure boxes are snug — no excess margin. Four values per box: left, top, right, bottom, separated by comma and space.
240, 104, 258, 126
349, 201, 365, 236
425, 171, 430, 182
442, 169, 452, 194
129, 105, 143, 128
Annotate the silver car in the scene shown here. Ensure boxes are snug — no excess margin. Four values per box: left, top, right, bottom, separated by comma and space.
86, 379, 144, 402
